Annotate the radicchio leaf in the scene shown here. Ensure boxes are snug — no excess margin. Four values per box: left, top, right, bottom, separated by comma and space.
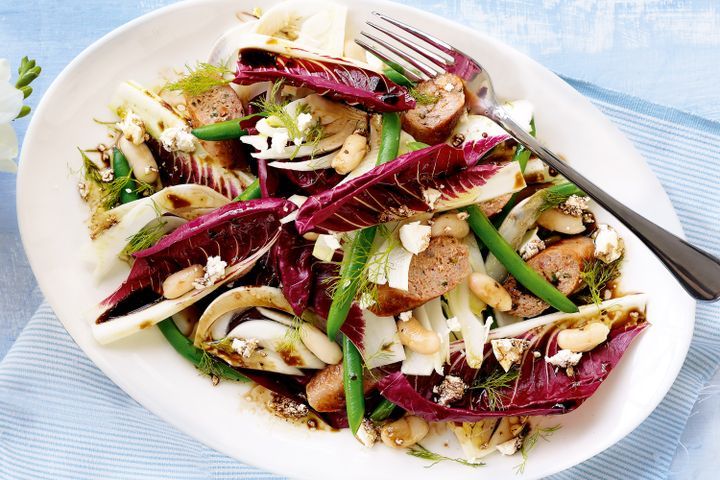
234, 48, 415, 112
377, 311, 648, 421
280, 168, 345, 196
295, 137, 510, 234
95, 198, 294, 325
272, 224, 315, 316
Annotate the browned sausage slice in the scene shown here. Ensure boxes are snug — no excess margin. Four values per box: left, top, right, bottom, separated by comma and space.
185, 85, 246, 169
370, 236, 471, 317
306, 363, 376, 412
401, 73, 465, 145
503, 236, 595, 318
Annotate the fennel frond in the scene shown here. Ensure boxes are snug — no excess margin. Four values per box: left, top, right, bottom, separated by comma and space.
580, 256, 623, 306
514, 425, 561, 474
407, 444, 484, 469
470, 368, 519, 411
121, 216, 167, 257
101, 172, 155, 210
166, 63, 234, 97
409, 87, 439, 105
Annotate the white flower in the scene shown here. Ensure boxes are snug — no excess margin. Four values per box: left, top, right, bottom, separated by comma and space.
0, 59, 24, 173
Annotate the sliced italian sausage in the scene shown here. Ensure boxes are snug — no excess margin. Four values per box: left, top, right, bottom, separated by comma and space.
370, 236, 471, 317
306, 363, 376, 412
185, 85, 246, 169
401, 73, 466, 145
503, 236, 595, 318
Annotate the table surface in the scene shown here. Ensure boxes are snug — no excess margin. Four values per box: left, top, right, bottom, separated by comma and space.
1, 0, 718, 478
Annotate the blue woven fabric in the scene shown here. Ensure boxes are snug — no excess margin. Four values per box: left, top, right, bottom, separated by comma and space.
1, 79, 718, 480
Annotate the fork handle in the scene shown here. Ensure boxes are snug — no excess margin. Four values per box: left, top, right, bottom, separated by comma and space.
489, 108, 720, 301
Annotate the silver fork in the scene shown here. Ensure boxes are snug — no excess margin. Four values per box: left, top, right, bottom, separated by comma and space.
357, 12, 720, 302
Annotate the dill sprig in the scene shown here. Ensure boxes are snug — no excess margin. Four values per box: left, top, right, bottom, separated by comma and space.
514, 425, 561, 475
121, 217, 167, 257
101, 172, 155, 210
409, 87, 439, 105
580, 256, 623, 306
277, 316, 304, 352
166, 63, 234, 97
469, 368, 519, 411
78, 147, 104, 186
197, 351, 236, 381
407, 444, 484, 469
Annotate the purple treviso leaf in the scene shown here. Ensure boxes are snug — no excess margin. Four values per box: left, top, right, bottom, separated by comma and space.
272, 224, 315, 316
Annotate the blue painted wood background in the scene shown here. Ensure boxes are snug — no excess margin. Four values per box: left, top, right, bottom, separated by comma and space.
1, 0, 718, 477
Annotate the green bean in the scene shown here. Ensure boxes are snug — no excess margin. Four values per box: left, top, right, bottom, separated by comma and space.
377, 112, 402, 165
342, 335, 365, 434
157, 318, 250, 382
406, 141, 429, 152
233, 179, 261, 202
465, 205, 578, 313
383, 67, 414, 88
369, 398, 396, 421
112, 147, 141, 204
191, 113, 264, 140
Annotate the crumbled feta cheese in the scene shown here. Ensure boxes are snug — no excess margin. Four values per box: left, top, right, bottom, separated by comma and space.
116, 111, 146, 145
240, 134, 269, 152
456, 211, 469, 221
355, 419, 379, 448
519, 237, 546, 260
358, 292, 376, 309
77, 181, 89, 200
312, 234, 342, 262
443, 82, 454, 92
545, 349, 582, 368
232, 338, 259, 358
100, 168, 114, 183
193, 256, 227, 289
532, 351, 542, 358
399, 221, 431, 255
592, 224, 624, 263
159, 126, 196, 153
491, 338, 530, 372
267, 393, 308, 419
270, 130, 290, 153
433, 375, 467, 406
496, 436, 523, 456
296, 112, 313, 132
446, 316, 461, 332
557, 194, 589, 217
398, 311, 413, 322
422, 188, 443, 209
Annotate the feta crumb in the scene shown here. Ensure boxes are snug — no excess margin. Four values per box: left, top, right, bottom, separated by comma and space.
267, 393, 308, 420
296, 112, 313, 132
532, 351, 542, 358
116, 111, 146, 145
592, 224, 624, 263
519, 237, 546, 260
399, 221, 431, 255
193, 256, 227, 289
159, 126, 196, 153
496, 436, 523, 456
422, 188, 443, 209
433, 375, 467, 406
232, 338, 260, 358
399, 311, 413, 322
456, 211, 469, 221
355, 419, 379, 448
443, 82, 454, 92
545, 349, 582, 368
77, 181, 89, 200
358, 292, 376, 309
270, 130, 290, 153
557, 194, 589, 217
100, 168, 114, 183
446, 316, 461, 332
491, 338, 531, 372
312, 234, 342, 262
240, 134, 269, 152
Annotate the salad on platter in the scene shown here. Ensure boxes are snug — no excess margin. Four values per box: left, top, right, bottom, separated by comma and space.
76, 0, 647, 470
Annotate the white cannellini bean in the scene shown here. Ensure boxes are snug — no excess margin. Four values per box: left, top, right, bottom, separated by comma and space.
430, 212, 470, 238
380, 416, 430, 448
557, 322, 610, 352
300, 323, 342, 364
162, 264, 204, 299
397, 317, 440, 355
331, 132, 368, 174
118, 136, 159, 184
303, 232, 319, 241
536, 208, 586, 234
468, 272, 512, 311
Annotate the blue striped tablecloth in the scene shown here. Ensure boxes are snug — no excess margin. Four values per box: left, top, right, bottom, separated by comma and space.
0, 78, 718, 480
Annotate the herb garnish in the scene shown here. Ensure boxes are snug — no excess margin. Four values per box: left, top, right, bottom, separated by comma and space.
514, 425, 561, 474
469, 368, 520, 411
409, 87, 439, 105
78, 147, 104, 186
276, 315, 304, 352
407, 444, 485, 469
121, 208, 167, 257
166, 62, 234, 97
580, 256, 623, 306
101, 171, 155, 209
539, 188, 586, 213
